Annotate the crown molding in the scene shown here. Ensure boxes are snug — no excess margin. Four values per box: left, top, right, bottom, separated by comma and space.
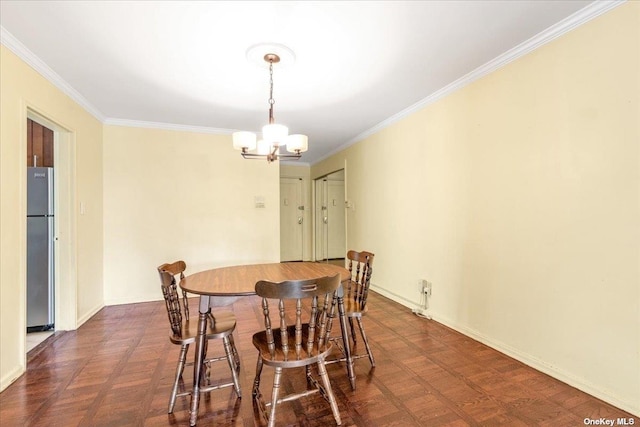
314, 0, 625, 165
280, 160, 311, 167
1, 26, 106, 122
103, 118, 233, 135
0, 24, 236, 137
2, 0, 626, 162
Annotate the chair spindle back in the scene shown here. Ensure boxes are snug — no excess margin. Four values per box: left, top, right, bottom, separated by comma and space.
346, 250, 374, 310
157, 260, 188, 337
255, 274, 341, 360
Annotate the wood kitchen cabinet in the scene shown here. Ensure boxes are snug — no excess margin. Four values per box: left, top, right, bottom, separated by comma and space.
27, 119, 54, 167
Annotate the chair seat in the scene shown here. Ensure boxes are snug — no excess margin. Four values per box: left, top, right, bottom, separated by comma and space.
343, 298, 368, 316
170, 311, 236, 345
252, 324, 333, 368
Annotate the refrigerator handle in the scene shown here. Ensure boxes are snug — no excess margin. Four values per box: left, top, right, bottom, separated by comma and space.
47, 168, 54, 215
48, 217, 55, 325
33, 155, 37, 167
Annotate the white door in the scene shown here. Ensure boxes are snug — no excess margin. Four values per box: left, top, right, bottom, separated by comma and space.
280, 178, 304, 261
327, 180, 345, 259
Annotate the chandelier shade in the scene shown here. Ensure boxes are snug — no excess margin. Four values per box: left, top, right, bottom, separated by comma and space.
262, 123, 288, 146
232, 131, 257, 151
232, 45, 308, 163
286, 134, 308, 153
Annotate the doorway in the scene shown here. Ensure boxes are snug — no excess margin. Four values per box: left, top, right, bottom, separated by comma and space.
26, 118, 55, 345
314, 170, 345, 264
25, 110, 76, 353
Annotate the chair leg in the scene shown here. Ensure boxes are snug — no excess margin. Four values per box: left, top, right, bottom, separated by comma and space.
169, 344, 189, 413
317, 358, 342, 425
228, 333, 241, 372
305, 365, 313, 385
252, 357, 270, 426
252, 357, 264, 397
179, 344, 189, 378
348, 317, 357, 346
268, 367, 283, 427
325, 294, 338, 343
201, 338, 210, 385
356, 317, 375, 367
223, 336, 242, 398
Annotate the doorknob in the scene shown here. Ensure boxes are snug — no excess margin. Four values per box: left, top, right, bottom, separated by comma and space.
323, 217, 328, 224
298, 217, 303, 224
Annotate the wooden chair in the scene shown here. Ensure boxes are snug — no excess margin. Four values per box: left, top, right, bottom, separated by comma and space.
327, 250, 376, 371
157, 261, 241, 414
252, 274, 342, 427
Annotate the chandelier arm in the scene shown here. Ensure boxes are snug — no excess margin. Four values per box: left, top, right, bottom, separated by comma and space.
273, 153, 302, 160
240, 152, 302, 161
267, 144, 279, 163
241, 152, 272, 159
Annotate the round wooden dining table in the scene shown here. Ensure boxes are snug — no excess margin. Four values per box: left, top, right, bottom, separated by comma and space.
180, 262, 354, 426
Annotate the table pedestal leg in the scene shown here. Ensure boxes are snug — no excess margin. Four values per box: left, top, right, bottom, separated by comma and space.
189, 296, 210, 426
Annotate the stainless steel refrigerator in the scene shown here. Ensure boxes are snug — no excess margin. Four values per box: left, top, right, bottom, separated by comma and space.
27, 167, 55, 332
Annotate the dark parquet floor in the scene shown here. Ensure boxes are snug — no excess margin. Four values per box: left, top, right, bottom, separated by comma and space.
0, 291, 635, 426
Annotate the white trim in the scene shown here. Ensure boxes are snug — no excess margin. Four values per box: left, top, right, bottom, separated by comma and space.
76, 302, 104, 328
312, 0, 626, 165
104, 295, 164, 307
280, 160, 311, 167
0, 26, 106, 123
431, 312, 639, 417
2, 1, 626, 163
103, 118, 232, 135
370, 283, 421, 310
0, 364, 25, 392
371, 282, 639, 416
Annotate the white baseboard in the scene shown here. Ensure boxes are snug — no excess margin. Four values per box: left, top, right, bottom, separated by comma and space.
369, 283, 639, 417
0, 364, 25, 393
104, 294, 163, 306
370, 283, 423, 310
432, 312, 639, 417
76, 302, 105, 328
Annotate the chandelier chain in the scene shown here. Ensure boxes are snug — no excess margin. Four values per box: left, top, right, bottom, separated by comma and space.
268, 60, 275, 123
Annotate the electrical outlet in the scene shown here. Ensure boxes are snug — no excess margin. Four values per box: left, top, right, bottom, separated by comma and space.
418, 280, 428, 295
421, 280, 432, 297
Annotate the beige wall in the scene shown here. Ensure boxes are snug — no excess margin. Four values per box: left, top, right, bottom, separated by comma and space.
0, 46, 104, 389
103, 126, 280, 304
1, 2, 638, 413
0, 46, 280, 391
313, 3, 639, 415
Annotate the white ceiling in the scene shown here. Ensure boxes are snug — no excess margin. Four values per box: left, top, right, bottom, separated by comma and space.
1, 0, 607, 164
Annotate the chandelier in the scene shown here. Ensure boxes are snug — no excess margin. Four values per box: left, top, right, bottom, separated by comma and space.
232, 46, 308, 163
